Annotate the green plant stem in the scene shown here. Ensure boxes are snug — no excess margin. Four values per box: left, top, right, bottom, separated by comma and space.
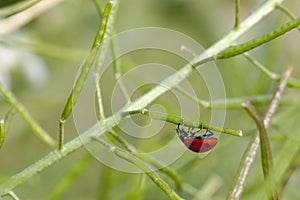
0, 37, 86, 61
276, 4, 300, 32
126, 109, 242, 137
94, 73, 106, 120
95, 0, 120, 72
93, 137, 184, 200
243, 53, 300, 89
59, 0, 117, 150
176, 86, 299, 108
0, 0, 41, 17
0, 82, 55, 147
0, 0, 63, 36
0, 119, 5, 150
59, 0, 113, 122
227, 66, 293, 200
107, 130, 182, 190
2, 190, 20, 200
234, 0, 240, 29
0, 109, 17, 150
91, 0, 102, 14
175, 86, 209, 107
217, 18, 300, 59
0, 0, 286, 194
242, 102, 277, 200
0, 120, 102, 196
111, 38, 131, 102
48, 154, 92, 200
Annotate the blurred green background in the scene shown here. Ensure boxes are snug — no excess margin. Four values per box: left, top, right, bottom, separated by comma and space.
0, 0, 300, 199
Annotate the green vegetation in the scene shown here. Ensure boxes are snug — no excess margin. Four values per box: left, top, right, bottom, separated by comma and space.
0, 0, 299, 199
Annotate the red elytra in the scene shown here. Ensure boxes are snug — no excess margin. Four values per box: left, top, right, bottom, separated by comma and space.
176, 122, 218, 153
182, 136, 218, 153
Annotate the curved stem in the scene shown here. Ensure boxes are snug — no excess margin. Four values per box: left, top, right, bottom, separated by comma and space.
0, 0, 286, 195
227, 66, 293, 200
125, 109, 242, 136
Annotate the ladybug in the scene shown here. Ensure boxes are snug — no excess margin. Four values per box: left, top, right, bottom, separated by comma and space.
176, 121, 218, 153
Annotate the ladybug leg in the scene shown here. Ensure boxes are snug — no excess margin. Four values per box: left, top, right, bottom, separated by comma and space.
195, 123, 203, 134
203, 129, 214, 137
176, 123, 183, 136
181, 118, 185, 127
187, 126, 193, 137
176, 119, 187, 139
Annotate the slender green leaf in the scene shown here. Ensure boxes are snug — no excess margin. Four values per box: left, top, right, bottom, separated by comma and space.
0, 82, 55, 147
217, 18, 300, 59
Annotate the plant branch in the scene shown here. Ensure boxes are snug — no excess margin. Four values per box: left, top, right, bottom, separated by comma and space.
0, 0, 41, 17
93, 137, 184, 200
0, 119, 4, 150
276, 4, 300, 32
243, 53, 300, 89
59, 0, 118, 150
227, 66, 293, 199
0, 82, 55, 147
216, 18, 300, 59
126, 109, 242, 136
0, 0, 287, 195
242, 102, 277, 200
175, 86, 299, 109
108, 130, 182, 190
0, 0, 63, 36
234, 0, 240, 29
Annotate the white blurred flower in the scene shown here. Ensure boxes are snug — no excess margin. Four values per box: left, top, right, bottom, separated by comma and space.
0, 45, 48, 89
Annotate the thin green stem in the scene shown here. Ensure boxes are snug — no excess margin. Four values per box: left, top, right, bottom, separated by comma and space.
94, 73, 106, 121
59, 0, 117, 149
91, 0, 102, 15
0, 0, 63, 36
217, 18, 300, 59
227, 66, 293, 200
276, 4, 300, 32
0, 119, 5, 150
234, 0, 240, 29
0, 0, 41, 17
95, 0, 120, 72
0, 109, 16, 150
0, 0, 286, 194
108, 130, 182, 190
175, 86, 209, 107
107, 130, 136, 152
59, 1, 113, 121
0, 82, 55, 147
93, 137, 184, 200
111, 38, 131, 102
0, 37, 86, 61
48, 154, 92, 200
0, 120, 100, 196
242, 102, 277, 200
244, 53, 278, 79
243, 53, 300, 89
58, 119, 64, 150
4, 108, 16, 124
125, 109, 242, 137
176, 86, 299, 109
3, 191, 20, 200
